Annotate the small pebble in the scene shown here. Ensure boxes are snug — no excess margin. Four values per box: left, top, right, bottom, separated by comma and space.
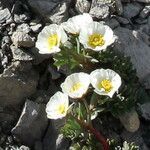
30, 24, 42, 33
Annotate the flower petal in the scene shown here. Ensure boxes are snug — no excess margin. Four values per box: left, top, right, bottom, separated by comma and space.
36, 24, 68, 54
46, 91, 69, 119
62, 13, 93, 34
90, 69, 121, 98
79, 22, 115, 51
61, 72, 90, 99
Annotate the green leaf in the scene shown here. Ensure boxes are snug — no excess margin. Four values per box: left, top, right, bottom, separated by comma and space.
61, 116, 82, 140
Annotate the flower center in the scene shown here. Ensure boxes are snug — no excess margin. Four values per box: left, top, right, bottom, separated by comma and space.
70, 82, 83, 93
57, 104, 66, 115
88, 33, 105, 48
98, 79, 112, 92
47, 34, 58, 50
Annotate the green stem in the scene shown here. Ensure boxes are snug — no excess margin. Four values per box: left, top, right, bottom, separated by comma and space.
78, 102, 81, 120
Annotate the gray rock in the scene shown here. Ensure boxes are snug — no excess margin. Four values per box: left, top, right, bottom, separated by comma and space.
43, 119, 69, 150
8, 23, 16, 35
114, 27, 150, 89
28, 0, 70, 23
28, 0, 57, 19
11, 31, 35, 48
0, 0, 15, 9
139, 5, 150, 19
142, 144, 150, 150
6, 136, 13, 145
105, 18, 120, 29
119, 110, 140, 132
56, 134, 69, 150
32, 90, 50, 104
121, 130, 149, 150
2, 36, 11, 44
89, 0, 110, 19
48, 1, 70, 24
48, 65, 61, 80
0, 61, 39, 107
134, 0, 150, 3
16, 23, 31, 34
11, 46, 34, 61
42, 122, 58, 150
139, 24, 150, 36
135, 18, 148, 24
30, 47, 50, 65
123, 3, 143, 19
52, 119, 66, 132
114, 0, 123, 15
0, 8, 11, 24
137, 102, 150, 120
30, 18, 41, 26
0, 134, 6, 146
19, 145, 30, 150
11, 23, 34, 48
148, 16, 150, 26
115, 16, 129, 24
135, 28, 150, 45
30, 24, 42, 33
142, 123, 150, 148
121, 0, 130, 2
0, 1, 2, 9
12, 100, 48, 147
0, 54, 8, 69
75, 0, 91, 14
34, 141, 43, 150
106, 130, 121, 143
14, 13, 31, 24
0, 112, 17, 131
11, 0, 31, 21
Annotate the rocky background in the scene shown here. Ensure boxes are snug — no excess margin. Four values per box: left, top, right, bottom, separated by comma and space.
0, 0, 150, 149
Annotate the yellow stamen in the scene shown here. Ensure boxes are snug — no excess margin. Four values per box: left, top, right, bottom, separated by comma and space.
88, 33, 105, 48
57, 104, 66, 114
98, 79, 112, 92
47, 34, 58, 50
70, 82, 83, 93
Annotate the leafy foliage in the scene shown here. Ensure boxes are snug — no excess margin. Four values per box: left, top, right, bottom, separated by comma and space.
86, 49, 141, 117
49, 25, 149, 149
54, 45, 145, 148
61, 116, 82, 140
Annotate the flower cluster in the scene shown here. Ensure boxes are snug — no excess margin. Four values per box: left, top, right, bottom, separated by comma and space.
35, 13, 141, 149
36, 13, 116, 54
46, 69, 121, 120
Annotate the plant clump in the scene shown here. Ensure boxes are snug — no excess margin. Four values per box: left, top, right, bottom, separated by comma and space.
36, 13, 141, 150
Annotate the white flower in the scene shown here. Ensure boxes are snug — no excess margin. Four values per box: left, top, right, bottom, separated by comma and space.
90, 69, 121, 98
61, 13, 93, 34
79, 22, 115, 51
61, 72, 90, 99
46, 91, 69, 119
36, 24, 68, 54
